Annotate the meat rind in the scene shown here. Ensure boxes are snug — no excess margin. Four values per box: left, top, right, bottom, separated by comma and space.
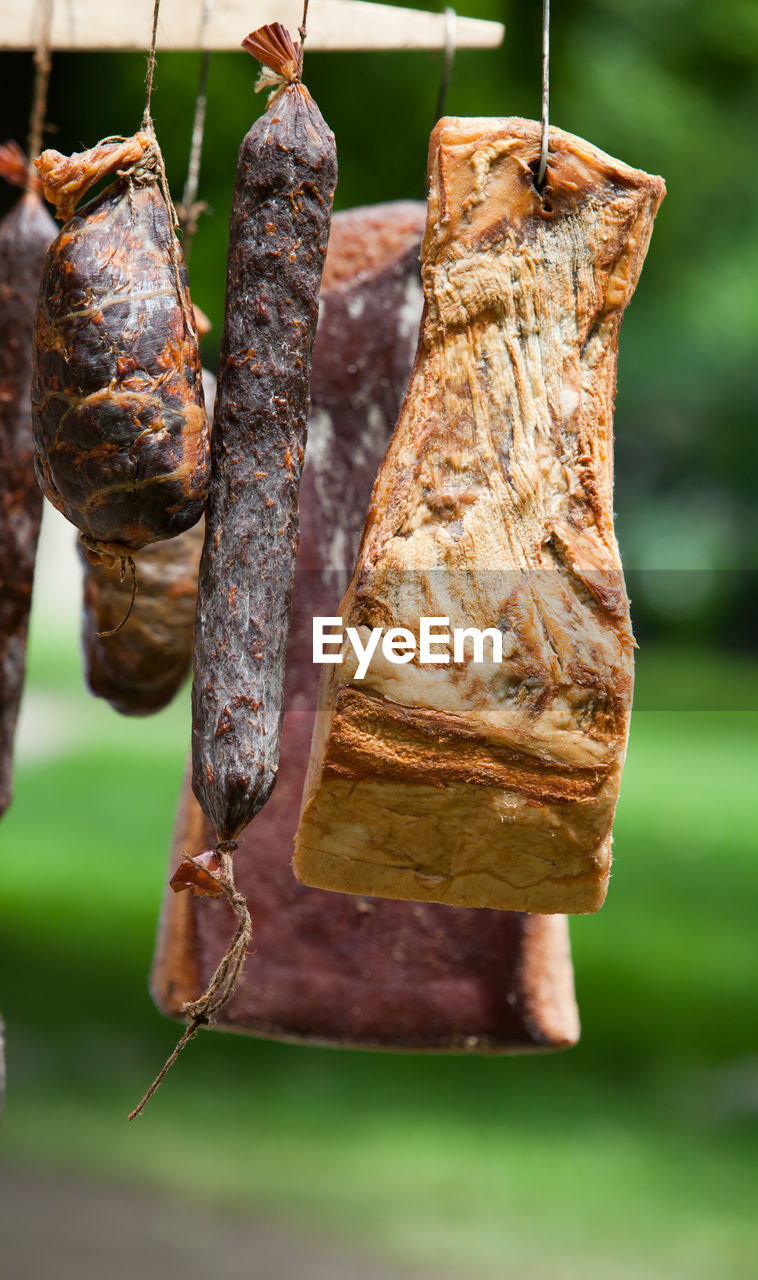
293, 117, 666, 915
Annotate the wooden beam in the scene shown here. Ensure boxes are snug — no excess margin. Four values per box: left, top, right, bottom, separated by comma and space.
1, 0, 504, 53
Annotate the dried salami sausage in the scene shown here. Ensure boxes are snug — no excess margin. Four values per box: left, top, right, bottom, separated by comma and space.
0, 143, 57, 816
129, 27, 337, 1118
191, 25, 337, 843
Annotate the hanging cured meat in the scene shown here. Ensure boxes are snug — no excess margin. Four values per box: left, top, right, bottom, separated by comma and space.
0, 143, 57, 817
151, 201, 580, 1052
31, 133, 209, 565
128, 28, 338, 1118
79, 371, 215, 717
294, 117, 665, 916
78, 518, 204, 716
191, 24, 337, 847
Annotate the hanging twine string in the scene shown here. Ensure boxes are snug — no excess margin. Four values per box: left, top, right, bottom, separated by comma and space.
26, 0, 54, 191
142, 0, 161, 130
536, 0, 550, 188
178, 0, 215, 254
434, 7, 457, 125
138, 0, 196, 336
95, 554, 138, 637
128, 845, 252, 1121
77, 533, 140, 625
298, 0, 310, 73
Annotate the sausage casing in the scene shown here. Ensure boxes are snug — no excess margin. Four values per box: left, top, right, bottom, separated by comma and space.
32, 169, 209, 559
192, 50, 337, 843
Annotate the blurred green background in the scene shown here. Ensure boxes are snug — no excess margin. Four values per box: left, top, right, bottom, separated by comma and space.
1, 1, 757, 1276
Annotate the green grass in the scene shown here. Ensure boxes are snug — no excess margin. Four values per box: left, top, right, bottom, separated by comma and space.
1, 628, 756, 1278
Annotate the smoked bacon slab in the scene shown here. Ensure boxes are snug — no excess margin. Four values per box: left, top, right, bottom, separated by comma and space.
152, 202, 580, 1051
294, 117, 665, 916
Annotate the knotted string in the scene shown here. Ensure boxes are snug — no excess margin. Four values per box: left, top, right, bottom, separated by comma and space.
128, 846, 252, 1121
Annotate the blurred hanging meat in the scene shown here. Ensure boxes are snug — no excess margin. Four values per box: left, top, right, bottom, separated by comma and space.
0, 143, 57, 817
79, 371, 215, 717
151, 203, 580, 1053
78, 519, 204, 716
294, 117, 665, 916
32, 134, 209, 564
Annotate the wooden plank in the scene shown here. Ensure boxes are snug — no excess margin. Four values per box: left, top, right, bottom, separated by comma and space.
1, 0, 504, 53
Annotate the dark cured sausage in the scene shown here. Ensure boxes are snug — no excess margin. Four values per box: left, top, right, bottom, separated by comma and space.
128, 27, 337, 1118
0, 143, 57, 817
31, 134, 209, 565
191, 25, 337, 844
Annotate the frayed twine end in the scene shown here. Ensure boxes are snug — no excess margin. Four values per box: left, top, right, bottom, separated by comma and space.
128, 845, 251, 1121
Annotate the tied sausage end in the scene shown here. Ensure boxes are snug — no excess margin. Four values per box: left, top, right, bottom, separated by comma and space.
35, 132, 155, 222
243, 22, 302, 96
